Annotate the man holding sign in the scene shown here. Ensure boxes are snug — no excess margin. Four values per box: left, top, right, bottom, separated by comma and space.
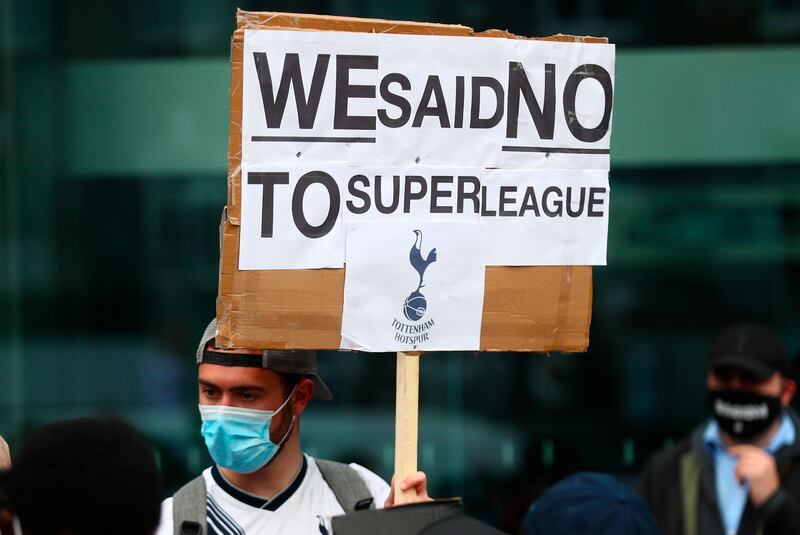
171, 10, 615, 534
156, 320, 430, 535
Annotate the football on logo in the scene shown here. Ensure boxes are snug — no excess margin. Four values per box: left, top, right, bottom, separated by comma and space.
403, 290, 427, 322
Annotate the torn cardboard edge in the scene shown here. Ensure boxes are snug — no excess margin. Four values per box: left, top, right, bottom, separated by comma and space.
217, 10, 601, 352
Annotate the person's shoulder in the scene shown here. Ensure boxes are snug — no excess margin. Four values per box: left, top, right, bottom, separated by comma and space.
154, 497, 174, 535
650, 437, 692, 463
347, 462, 389, 489
641, 435, 694, 476
347, 462, 391, 507
637, 431, 698, 500
153, 468, 213, 535
308, 456, 391, 507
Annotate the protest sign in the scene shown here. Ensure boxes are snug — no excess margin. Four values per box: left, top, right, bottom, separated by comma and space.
217, 10, 611, 353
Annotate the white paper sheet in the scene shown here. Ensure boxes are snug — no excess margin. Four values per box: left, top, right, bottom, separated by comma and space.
340, 222, 486, 351
242, 29, 614, 169
239, 165, 609, 269
239, 163, 346, 269
481, 168, 610, 265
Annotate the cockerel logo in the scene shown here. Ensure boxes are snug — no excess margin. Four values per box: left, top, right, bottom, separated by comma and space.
403, 230, 437, 322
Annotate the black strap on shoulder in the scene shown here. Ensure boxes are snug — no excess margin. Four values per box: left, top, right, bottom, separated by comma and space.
315, 458, 376, 513
173, 475, 207, 535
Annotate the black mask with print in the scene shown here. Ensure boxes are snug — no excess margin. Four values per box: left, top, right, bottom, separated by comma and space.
707, 389, 782, 440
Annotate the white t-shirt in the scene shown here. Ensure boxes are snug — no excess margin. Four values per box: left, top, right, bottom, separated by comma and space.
156, 455, 390, 535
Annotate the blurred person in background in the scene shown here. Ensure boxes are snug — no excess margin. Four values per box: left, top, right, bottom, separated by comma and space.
638, 324, 800, 535
0, 437, 11, 535
522, 472, 659, 535
0, 436, 9, 470
0, 417, 161, 535
0, 435, 10, 535
157, 319, 431, 535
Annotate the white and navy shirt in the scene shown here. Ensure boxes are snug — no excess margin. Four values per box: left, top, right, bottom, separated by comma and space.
156, 455, 390, 535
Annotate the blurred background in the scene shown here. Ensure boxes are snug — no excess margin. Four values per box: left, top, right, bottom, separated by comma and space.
1, 0, 799, 531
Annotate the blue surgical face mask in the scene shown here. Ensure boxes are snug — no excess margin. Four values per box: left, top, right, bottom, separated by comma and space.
199, 387, 295, 474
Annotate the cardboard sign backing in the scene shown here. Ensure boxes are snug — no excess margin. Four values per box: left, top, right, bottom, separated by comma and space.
217, 10, 602, 352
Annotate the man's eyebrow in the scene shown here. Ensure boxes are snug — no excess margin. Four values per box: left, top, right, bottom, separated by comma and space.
198, 380, 266, 393
231, 385, 266, 393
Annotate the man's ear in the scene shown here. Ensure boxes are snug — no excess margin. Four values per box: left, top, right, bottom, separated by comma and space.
291, 377, 315, 416
781, 378, 797, 408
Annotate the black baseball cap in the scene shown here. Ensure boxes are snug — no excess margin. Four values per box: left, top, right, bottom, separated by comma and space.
708, 324, 790, 380
196, 319, 333, 401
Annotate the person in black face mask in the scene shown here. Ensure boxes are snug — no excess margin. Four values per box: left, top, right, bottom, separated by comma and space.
638, 324, 800, 535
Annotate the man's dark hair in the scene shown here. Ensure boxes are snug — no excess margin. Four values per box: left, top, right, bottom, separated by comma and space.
7, 417, 161, 535
278, 372, 303, 398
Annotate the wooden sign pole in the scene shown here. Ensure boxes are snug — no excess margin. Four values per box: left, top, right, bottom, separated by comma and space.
394, 351, 420, 504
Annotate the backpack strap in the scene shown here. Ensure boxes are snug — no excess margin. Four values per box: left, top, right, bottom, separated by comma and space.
173, 475, 207, 535
315, 458, 376, 513
680, 450, 701, 535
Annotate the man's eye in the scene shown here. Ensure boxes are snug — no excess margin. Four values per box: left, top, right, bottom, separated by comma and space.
240, 392, 256, 401
203, 389, 219, 398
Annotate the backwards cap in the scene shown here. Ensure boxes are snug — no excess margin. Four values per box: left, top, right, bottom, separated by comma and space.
196, 319, 332, 401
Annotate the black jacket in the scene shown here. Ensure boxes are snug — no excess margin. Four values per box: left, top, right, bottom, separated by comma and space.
637, 411, 800, 535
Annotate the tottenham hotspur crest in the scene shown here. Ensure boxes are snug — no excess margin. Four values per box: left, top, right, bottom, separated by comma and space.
403, 230, 437, 321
